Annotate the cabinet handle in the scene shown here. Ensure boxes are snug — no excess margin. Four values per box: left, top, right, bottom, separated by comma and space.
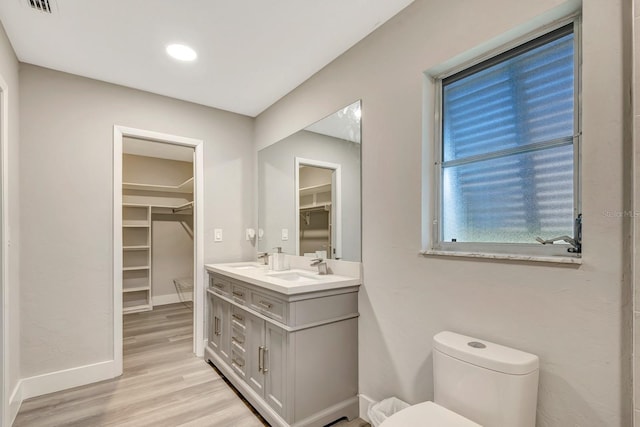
232, 291, 244, 298
232, 336, 244, 344
232, 358, 245, 368
214, 316, 221, 336
263, 347, 269, 374
214, 283, 225, 289
232, 313, 244, 322
258, 301, 273, 309
258, 346, 264, 372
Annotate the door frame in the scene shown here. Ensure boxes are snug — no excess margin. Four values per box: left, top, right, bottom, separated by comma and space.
113, 126, 205, 376
0, 74, 9, 427
294, 157, 342, 259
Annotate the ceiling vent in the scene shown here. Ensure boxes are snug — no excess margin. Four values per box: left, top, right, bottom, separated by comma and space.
26, 0, 55, 13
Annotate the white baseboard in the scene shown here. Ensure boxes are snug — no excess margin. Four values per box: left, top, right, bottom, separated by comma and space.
20, 360, 116, 401
153, 292, 192, 307
359, 394, 376, 423
9, 380, 23, 426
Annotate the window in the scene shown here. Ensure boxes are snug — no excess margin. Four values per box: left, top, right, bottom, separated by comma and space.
433, 22, 580, 256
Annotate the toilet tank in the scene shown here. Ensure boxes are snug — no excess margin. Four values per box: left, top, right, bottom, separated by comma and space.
433, 331, 539, 427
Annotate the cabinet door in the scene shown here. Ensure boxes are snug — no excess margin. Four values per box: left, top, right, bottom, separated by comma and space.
209, 294, 231, 364
219, 298, 231, 363
264, 322, 288, 418
245, 310, 266, 396
208, 293, 220, 353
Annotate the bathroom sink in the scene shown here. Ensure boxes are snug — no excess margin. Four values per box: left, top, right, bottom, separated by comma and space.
228, 263, 264, 270
267, 271, 321, 282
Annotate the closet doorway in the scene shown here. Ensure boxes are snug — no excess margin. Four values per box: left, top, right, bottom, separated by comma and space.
295, 158, 341, 260
113, 127, 204, 377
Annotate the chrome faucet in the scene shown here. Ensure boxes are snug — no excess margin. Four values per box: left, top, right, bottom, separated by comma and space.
257, 252, 269, 265
310, 258, 328, 275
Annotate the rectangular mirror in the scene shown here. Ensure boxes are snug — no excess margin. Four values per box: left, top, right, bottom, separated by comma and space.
258, 100, 361, 261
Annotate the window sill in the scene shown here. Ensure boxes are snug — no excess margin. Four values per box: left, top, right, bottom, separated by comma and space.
421, 250, 582, 265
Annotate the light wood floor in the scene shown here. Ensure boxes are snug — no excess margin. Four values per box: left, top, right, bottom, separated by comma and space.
14, 303, 369, 427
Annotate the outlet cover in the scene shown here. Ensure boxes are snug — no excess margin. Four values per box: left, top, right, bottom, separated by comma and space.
281, 228, 289, 241
214, 228, 223, 242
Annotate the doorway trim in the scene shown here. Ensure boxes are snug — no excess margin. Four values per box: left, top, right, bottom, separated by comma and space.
294, 157, 342, 259
0, 74, 9, 427
113, 126, 205, 376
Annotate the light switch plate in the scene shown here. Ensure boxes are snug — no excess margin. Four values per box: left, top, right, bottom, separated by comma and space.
281, 228, 289, 240
214, 228, 223, 242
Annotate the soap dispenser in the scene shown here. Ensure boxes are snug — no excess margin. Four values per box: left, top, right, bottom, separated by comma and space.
273, 247, 287, 271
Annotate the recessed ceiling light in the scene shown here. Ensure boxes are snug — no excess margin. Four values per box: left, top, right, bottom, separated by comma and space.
166, 44, 197, 62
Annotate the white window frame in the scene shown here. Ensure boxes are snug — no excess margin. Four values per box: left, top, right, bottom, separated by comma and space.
423, 15, 582, 261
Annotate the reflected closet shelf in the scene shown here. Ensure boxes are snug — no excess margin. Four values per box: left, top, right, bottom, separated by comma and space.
123, 286, 151, 293
123, 304, 152, 314
123, 266, 150, 271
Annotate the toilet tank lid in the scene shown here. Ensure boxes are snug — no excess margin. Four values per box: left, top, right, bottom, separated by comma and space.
433, 331, 539, 375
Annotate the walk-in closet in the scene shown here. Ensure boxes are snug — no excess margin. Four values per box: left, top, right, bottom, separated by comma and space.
298, 165, 333, 258
121, 137, 195, 313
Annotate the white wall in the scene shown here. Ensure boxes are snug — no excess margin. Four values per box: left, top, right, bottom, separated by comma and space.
256, 0, 632, 425
19, 64, 255, 379
0, 19, 19, 424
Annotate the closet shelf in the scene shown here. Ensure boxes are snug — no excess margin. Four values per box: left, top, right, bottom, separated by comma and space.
123, 266, 150, 271
124, 202, 194, 210
123, 304, 152, 314
122, 198, 152, 313
172, 201, 194, 213
300, 202, 331, 210
123, 286, 151, 293
123, 177, 193, 194
299, 183, 331, 197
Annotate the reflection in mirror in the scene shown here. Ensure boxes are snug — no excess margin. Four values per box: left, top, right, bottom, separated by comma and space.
258, 101, 361, 261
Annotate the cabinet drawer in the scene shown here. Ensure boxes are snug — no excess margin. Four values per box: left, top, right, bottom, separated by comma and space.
231, 324, 246, 350
231, 306, 247, 327
250, 291, 285, 323
230, 350, 246, 378
231, 284, 249, 305
209, 275, 230, 296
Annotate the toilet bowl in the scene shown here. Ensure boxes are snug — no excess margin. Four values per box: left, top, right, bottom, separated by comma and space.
380, 331, 539, 427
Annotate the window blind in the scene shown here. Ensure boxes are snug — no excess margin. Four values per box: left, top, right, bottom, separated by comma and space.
441, 25, 575, 244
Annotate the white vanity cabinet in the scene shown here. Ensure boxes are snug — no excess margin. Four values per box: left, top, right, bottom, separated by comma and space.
205, 269, 359, 427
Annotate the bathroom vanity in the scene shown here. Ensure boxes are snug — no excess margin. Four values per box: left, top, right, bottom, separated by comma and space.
204, 261, 361, 427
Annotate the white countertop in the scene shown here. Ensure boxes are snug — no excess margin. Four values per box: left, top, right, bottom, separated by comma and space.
205, 261, 361, 295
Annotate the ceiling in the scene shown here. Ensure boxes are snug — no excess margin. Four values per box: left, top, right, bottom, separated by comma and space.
0, 0, 414, 117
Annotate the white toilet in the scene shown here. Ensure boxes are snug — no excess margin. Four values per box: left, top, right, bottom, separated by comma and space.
380, 331, 539, 427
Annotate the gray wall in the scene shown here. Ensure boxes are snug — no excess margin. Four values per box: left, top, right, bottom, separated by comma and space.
151, 217, 194, 303
19, 64, 255, 378
258, 129, 361, 261
0, 20, 20, 418
255, 0, 632, 425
